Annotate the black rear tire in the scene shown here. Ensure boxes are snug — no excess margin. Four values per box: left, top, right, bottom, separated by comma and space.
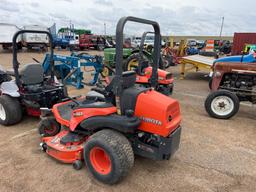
84, 129, 134, 184
124, 53, 140, 71
205, 90, 240, 119
0, 95, 22, 125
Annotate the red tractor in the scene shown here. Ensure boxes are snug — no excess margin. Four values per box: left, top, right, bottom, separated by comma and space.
39, 16, 182, 184
79, 34, 105, 50
205, 58, 256, 119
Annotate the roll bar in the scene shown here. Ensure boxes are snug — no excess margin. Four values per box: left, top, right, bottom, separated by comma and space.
114, 16, 161, 115
12, 30, 54, 86
139, 31, 155, 56
115, 16, 161, 96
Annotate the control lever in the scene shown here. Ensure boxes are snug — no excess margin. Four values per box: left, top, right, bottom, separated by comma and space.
32, 58, 40, 63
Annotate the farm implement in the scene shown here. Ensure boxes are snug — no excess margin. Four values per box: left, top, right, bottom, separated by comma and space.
41, 52, 104, 89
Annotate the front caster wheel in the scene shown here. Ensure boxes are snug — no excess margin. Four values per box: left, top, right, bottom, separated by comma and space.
205, 90, 240, 119
73, 160, 83, 170
40, 142, 47, 152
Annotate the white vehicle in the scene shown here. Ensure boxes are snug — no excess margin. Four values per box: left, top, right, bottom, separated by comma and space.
22, 25, 49, 50
144, 36, 165, 47
0, 23, 21, 50
131, 36, 141, 48
144, 35, 154, 46
69, 34, 79, 50
187, 39, 197, 46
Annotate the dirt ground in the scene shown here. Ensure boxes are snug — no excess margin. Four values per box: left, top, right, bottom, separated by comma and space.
0, 48, 255, 192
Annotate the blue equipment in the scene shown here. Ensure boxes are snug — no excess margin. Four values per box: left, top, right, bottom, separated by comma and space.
186, 46, 199, 55
42, 52, 103, 89
213, 52, 256, 65
53, 37, 70, 49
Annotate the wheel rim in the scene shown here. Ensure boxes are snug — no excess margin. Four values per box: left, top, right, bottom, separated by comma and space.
127, 59, 138, 71
44, 123, 58, 135
0, 103, 6, 120
211, 96, 234, 116
101, 67, 109, 77
89, 146, 112, 175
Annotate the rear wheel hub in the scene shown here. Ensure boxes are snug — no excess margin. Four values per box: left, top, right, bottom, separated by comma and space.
89, 146, 112, 175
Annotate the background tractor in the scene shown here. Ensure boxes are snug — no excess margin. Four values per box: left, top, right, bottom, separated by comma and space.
205, 57, 256, 119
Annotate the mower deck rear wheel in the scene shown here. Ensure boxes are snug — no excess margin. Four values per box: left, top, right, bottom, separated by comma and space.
0, 95, 22, 125
84, 129, 134, 184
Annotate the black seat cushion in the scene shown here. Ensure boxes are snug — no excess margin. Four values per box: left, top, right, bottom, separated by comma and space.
20, 64, 44, 85
105, 71, 136, 93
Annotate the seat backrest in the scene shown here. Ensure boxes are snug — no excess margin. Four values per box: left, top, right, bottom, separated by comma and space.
105, 71, 136, 93
19, 64, 44, 85
121, 71, 136, 89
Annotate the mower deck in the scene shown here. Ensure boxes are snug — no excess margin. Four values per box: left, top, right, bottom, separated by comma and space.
42, 130, 87, 164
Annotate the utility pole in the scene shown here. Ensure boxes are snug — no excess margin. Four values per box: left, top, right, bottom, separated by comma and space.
219, 16, 224, 39
104, 23, 106, 36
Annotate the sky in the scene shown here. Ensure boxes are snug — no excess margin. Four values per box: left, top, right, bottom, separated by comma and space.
0, 0, 255, 36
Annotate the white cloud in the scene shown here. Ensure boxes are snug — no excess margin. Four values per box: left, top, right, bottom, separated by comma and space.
0, 0, 255, 36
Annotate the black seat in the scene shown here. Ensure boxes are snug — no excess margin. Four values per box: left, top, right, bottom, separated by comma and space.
105, 70, 136, 92
86, 71, 136, 103
19, 64, 44, 85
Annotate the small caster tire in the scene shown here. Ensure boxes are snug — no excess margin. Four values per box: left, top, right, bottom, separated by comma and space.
73, 160, 83, 170
40, 142, 47, 152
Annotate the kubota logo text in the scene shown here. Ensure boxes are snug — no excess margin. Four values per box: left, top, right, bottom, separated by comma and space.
139, 116, 162, 126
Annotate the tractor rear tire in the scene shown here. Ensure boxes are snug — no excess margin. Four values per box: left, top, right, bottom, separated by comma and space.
38, 117, 61, 137
124, 53, 140, 71
205, 90, 240, 119
84, 129, 134, 184
0, 95, 22, 125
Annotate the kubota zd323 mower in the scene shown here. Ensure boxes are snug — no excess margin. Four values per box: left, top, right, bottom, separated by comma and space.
39, 17, 182, 184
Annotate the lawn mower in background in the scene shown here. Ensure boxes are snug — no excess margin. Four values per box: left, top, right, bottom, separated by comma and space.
205, 53, 256, 119
0, 30, 67, 126
39, 16, 182, 184
123, 31, 174, 95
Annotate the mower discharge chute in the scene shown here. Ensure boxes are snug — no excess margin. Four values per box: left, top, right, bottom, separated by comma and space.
0, 30, 67, 126
39, 16, 182, 184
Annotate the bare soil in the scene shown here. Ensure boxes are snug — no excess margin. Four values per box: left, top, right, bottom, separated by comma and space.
0, 48, 255, 192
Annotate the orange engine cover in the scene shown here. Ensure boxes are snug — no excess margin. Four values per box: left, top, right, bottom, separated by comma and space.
135, 89, 181, 137
136, 67, 174, 85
